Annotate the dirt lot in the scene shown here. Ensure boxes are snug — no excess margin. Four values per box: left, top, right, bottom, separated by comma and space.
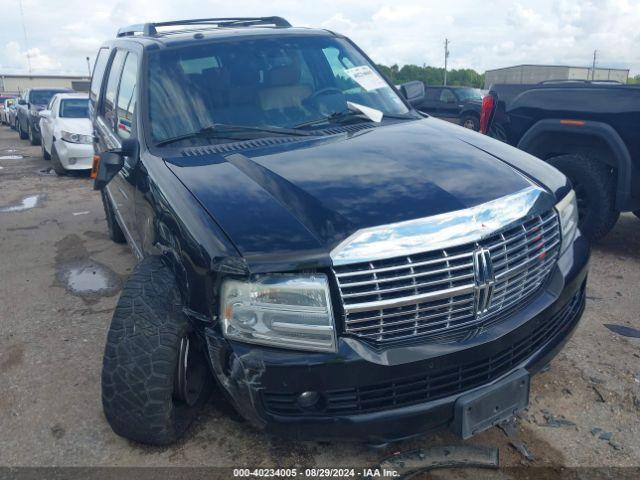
1, 123, 639, 476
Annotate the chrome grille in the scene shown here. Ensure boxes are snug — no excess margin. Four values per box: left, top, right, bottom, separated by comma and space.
333, 209, 560, 343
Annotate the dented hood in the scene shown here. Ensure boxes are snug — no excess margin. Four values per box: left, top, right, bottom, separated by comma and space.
165, 118, 557, 269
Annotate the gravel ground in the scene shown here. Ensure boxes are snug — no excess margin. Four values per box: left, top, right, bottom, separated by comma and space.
1, 124, 639, 476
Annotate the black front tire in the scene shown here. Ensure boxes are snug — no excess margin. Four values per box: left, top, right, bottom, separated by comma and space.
50, 145, 67, 175
29, 124, 40, 145
41, 141, 51, 160
460, 114, 479, 131
18, 121, 28, 139
101, 257, 212, 445
101, 190, 126, 243
547, 154, 619, 242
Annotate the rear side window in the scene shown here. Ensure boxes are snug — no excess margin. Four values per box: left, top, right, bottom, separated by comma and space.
116, 53, 138, 139
425, 88, 440, 101
90, 48, 110, 106
101, 50, 127, 129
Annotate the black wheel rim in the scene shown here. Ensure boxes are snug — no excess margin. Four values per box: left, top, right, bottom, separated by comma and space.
174, 334, 206, 407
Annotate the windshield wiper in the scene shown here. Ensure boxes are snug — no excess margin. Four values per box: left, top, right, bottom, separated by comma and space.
156, 123, 314, 146
294, 102, 414, 129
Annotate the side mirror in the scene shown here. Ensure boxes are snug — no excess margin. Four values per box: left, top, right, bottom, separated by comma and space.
39, 110, 51, 119
93, 138, 138, 190
399, 80, 426, 107
18, 99, 26, 105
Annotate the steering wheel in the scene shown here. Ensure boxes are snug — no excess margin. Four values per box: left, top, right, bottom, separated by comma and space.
309, 87, 343, 101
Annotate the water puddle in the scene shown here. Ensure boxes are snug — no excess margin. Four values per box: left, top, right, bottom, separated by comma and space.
38, 167, 56, 176
0, 195, 41, 213
0, 155, 23, 160
57, 261, 121, 297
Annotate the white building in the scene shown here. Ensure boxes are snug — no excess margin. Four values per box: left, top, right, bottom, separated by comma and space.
484, 64, 629, 89
0, 74, 91, 94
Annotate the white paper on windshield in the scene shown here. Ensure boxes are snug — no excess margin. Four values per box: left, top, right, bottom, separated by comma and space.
347, 101, 383, 123
344, 66, 387, 91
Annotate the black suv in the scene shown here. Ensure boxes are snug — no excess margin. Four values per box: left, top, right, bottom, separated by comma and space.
91, 17, 589, 446
16, 87, 73, 144
417, 86, 484, 130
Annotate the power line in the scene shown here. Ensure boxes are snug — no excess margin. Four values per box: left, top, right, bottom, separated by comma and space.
18, 0, 32, 75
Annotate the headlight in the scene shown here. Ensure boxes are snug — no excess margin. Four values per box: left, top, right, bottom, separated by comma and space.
220, 274, 337, 352
555, 189, 579, 253
61, 130, 92, 144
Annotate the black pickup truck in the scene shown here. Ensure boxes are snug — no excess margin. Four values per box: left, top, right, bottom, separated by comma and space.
481, 81, 640, 241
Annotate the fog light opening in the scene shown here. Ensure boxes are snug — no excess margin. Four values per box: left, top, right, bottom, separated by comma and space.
297, 391, 321, 410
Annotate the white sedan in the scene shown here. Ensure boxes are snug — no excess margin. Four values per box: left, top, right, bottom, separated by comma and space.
39, 93, 93, 175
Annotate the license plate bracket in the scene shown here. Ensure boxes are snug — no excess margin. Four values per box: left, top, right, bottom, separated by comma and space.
453, 368, 530, 439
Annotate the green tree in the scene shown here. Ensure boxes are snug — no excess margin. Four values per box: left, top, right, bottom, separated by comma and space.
377, 63, 485, 88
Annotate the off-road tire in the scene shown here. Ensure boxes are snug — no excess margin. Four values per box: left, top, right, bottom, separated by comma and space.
28, 124, 40, 146
101, 189, 126, 243
50, 145, 67, 176
460, 114, 479, 131
41, 141, 51, 160
18, 121, 28, 140
101, 256, 212, 445
547, 154, 619, 242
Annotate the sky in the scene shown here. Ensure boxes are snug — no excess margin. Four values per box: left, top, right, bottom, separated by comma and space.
1, 0, 639, 76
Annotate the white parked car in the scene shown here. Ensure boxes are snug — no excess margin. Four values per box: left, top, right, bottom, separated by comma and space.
39, 93, 92, 175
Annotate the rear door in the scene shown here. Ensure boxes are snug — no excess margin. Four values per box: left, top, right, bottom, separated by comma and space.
419, 87, 441, 114
41, 95, 58, 152
437, 88, 459, 119
94, 48, 142, 253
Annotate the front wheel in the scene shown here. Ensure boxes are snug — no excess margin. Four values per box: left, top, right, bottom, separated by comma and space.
101, 257, 212, 445
460, 114, 479, 131
50, 145, 67, 175
18, 121, 28, 140
547, 154, 619, 242
41, 141, 51, 160
28, 124, 40, 145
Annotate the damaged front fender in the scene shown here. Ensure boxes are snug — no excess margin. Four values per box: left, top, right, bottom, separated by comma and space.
205, 329, 268, 429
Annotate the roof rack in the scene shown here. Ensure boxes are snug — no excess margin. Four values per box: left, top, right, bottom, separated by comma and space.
116, 16, 291, 37
538, 79, 624, 85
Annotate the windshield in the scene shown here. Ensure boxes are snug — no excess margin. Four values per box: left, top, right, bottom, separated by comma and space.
454, 88, 483, 101
60, 99, 89, 118
30, 90, 64, 105
148, 35, 409, 144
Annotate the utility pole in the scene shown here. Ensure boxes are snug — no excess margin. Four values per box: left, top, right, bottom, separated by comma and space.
591, 50, 597, 80
18, 0, 32, 75
86, 57, 92, 76
444, 38, 450, 85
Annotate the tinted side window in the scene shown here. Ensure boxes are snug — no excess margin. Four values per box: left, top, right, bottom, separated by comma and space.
90, 48, 110, 106
440, 89, 456, 103
116, 53, 138, 140
101, 50, 127, 129
425, 88, 440, 101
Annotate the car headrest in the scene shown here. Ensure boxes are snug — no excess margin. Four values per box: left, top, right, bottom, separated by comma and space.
201, 67, 231, 88
265, 62, 301, 87
228, 63, 260, 87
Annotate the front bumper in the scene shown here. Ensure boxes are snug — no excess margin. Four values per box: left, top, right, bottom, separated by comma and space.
54, 139, 93, 170
205, 232, 589, 443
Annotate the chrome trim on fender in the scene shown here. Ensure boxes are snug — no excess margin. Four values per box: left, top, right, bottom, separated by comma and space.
330, 186, 554, 266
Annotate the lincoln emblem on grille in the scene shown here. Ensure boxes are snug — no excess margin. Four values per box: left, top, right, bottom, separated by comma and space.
473, 247, 495, 315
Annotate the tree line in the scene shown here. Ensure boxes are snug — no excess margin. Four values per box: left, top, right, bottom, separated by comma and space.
377, 64, 485, 88
377, 64, 639, 87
